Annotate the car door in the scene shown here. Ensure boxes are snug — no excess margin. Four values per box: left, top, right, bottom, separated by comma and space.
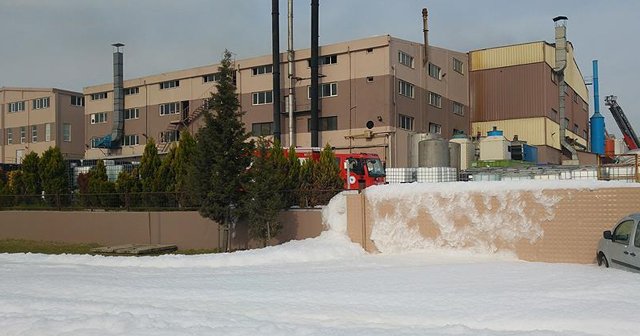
625, 220, 640, 272
609, 219, 637, 272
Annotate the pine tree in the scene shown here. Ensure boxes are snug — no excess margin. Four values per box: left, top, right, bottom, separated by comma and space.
313, 143, 343, 205
174, 131, 197, 207
21, 152, 41, 197
154, 145, 177, 206
244, 138, 288, 245
139, 138, 161, 193
285, 146, 301, 207
39, 147, 69, 206
115, 168, 141, 208
192, 49, 254, 250
89, 160, 117, 208
298, 158, 316, 207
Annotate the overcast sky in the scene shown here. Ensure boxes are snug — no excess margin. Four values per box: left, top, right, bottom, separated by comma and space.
1, 0, 638, 137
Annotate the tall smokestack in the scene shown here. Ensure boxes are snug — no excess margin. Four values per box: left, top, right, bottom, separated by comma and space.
310, 0, 319, 148
272, 0, 281, 143
287, 0, 295, 147
553, 16, 577, 162
111, 43, 124, 147
422, 8, 429, 66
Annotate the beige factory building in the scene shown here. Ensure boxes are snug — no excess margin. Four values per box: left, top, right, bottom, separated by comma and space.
83, 35, 470, 167
1, 87, 85, 163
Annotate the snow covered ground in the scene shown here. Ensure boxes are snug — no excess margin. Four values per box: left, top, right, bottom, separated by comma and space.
1, 181, 639, 335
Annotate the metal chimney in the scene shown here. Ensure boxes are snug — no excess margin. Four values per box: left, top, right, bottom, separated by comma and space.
553, 16, 577, 161
422, 8, 429, 66
310, 0, 319, 148
111, 43, 125, 147
272, 0, 281, 143
590, 60, 605, 155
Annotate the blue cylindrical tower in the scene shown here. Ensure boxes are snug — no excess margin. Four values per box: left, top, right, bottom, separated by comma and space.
590, 60, 605, 155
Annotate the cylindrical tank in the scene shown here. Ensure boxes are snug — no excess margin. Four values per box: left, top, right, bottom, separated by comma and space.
418, 138, 449, 167
450, 134, 475, 170
448, 142, 461, 170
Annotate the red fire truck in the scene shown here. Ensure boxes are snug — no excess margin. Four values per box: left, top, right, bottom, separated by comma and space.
290, 148, 386, 189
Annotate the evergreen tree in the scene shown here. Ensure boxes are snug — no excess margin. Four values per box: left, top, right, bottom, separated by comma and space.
298, 158, 316, 207
244, 138, 288, 245
5, 170, 25, 206
139, 138, 161, 193
115, 168, 141, 208
285, 146, 301, 207
89, 160, 117, 207
154, 145, 177, 207
174, 131, 197, 207
192, 49, 254, 250
21, 152, 41, 196
313, 144, 343, 205
39, 147, 69, 206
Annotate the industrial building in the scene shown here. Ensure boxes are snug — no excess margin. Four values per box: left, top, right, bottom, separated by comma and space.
0, 87, 85, 163
469, 17, 594, 165
83, 35, 470, 167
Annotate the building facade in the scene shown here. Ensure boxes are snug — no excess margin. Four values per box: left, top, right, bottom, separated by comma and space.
84, 35, 470, 167
0, 87, 85, 163
469, 41, 591, 164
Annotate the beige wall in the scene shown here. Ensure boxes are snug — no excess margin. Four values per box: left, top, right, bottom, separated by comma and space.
0, 209, 324, 251
346, 187, 640, 264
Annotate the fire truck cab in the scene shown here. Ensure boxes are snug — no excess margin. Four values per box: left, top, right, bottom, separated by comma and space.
334, 153, 386, 190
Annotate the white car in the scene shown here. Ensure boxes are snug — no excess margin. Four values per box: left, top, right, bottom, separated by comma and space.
597, 213, 640, 272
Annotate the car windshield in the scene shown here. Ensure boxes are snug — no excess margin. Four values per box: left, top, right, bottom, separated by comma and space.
365, 158, 385, 177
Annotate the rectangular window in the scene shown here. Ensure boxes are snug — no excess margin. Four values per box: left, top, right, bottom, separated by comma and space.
252, 122, 274, 136
91, 112, 108, 124
428, 91, 442, 108
252, 91, 273, 105
160, 102, 180, 116
308, 116, 337, 131
573, 123, 579, 133
63, 123, 71, 142
308, 55, 338, 67
453, 102, 465, 116
252, 65, 273, 76
124, 108, 140, 120
159, 80, 180, 90
20, 127, 26, 144
31, 125, 37, 143
399, 114, 414, 131
160, 130, 179, 143
124, 87, 140, 95
90, 137, 101, 148
45, 123, 51, 142
33, 97, 50, 109
428, 63, 442, 80
398, 51, 414, 68
398, 80, 415, 98
203, 73, 221, 83
429, 122, 442, 134
123, 134, 140, 146
91, 92, 108, 100
453, 57, 464, 74
8, 101, 25, 112
7, 129, 12, 145
71, 96, 85, 106
307, 83, 338, 99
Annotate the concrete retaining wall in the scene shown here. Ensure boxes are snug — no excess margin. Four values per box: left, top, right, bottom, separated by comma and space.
0, 209, 324, 250
346, 186, 640, 264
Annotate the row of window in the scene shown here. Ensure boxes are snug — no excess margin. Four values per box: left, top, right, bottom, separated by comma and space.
7, 98, 49, 112
5, 123, 71, 144
251, 83, 339, 105
397, 50, 465, 76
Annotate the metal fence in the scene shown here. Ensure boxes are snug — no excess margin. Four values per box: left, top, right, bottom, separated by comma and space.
0, 189, 343, 211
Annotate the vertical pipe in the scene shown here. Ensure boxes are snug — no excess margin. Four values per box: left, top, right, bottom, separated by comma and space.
272, 0, 281, 143
590, 59, 605, 155
111, 43, 125, 148
422, 8, 429, 67
310, 0, 319, 148
288, 0, 295, 147
553, 16, 577, 161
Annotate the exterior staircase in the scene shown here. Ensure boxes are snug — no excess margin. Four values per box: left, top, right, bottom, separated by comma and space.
159, 98, 211, 153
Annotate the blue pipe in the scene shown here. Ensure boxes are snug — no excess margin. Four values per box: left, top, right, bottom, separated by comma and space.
590, 60, 605, 155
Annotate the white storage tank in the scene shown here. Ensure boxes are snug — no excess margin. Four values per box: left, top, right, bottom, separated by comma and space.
479, 128, 511, 161
449, 134, 475, 170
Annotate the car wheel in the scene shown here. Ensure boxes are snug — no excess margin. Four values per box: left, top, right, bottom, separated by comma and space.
598, 253, 609, 268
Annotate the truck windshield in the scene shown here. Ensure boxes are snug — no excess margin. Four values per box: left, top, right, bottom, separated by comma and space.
365, 159, 385, 177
